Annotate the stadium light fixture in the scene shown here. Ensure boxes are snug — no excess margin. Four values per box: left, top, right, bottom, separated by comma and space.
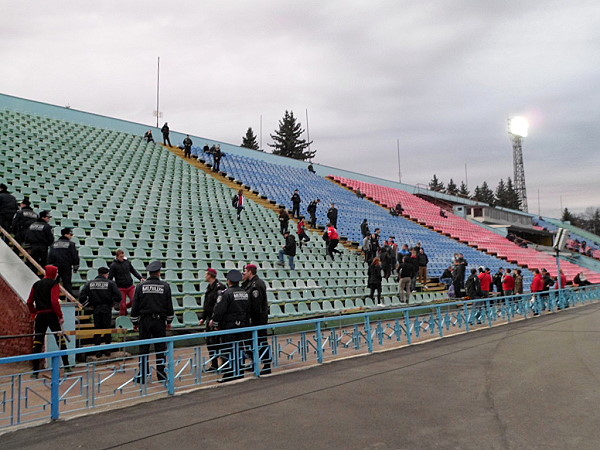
509, 116, 529, 138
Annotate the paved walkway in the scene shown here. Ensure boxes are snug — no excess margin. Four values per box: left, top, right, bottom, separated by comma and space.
4, 303, 600, 449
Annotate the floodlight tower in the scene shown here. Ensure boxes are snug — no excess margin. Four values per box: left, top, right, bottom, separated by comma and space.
508, 116, 529, 212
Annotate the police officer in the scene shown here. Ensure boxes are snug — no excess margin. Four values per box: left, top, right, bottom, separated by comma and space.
199, 268, 225, 372
307, 199, 320, 228
183, 134, 193, 158
242, 264, 271, 375
131, 261, 174, 383
11, 198, 37, 244
48, 227, 80, 296
161, 122, 172, 146
0, 183, 18, 234
79, 267, 121, 357
327, 203, 338, 228
25, 210, 54, 267
291, 189, 301, 218
210, 269, 250, 383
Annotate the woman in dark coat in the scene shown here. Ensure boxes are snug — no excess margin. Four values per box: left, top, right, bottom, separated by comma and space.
367, 257, 383, 304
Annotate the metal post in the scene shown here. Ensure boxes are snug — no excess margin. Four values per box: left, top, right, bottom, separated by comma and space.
252, 330, 260, 377
315, 322, 323, 363
364, 316, 373, 353
156, 56, 160, 128
166, 341, 175, 395
397, 139, 401, 184
404, 311, 412, 345
50, 355, 61, 420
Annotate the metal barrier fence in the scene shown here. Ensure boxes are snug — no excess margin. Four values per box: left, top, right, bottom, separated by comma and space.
0, 285, 598, 430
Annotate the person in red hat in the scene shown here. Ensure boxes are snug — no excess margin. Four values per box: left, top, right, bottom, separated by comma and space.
199, 268, 226, 372
27, 265, 70, 377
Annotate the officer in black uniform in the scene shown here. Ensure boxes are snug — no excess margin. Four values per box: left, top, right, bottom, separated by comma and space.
0, 183, 18, 234
291, 189, 302, 218
183, 135, 193, 158
11, 198, 37, 244
210, 269, 250, 383
199, 268, 225, 372
307, 199, 320, 227
161, 122, 172, 146
242, 264, 271, 375
48, 227, 80, 296
131, 261, 174, 383
25, 210, 54, 267
79, 267, 121, 357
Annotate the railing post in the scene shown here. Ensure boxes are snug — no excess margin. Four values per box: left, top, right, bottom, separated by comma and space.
50, 355, 61, 421
364, 316, 373, 353
464, 302, 470, 332
437, 306, 443, 337
316, 322, 323, 363
252, 330, 260, 377
404, 311, 412, 345
166, 341, 175, 395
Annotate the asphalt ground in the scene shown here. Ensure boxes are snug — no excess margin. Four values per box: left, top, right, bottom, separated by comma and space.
4, 303, 600, 450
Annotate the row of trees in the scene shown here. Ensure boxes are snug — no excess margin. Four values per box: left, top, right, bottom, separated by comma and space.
240, 110, 315, 161
429, 174, 522, 210
562, 208, 600, 237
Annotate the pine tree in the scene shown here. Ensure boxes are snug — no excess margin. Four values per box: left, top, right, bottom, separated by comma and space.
458, 181, 470, 198
561, 208, 575, 223
241, 127, 260, 151
446, 179, 458, 196
268, 110, 314, 160
429, 174, 445, 192
504, 178, 521, 210
495, 179, 507, 207
480, 181, 495, 205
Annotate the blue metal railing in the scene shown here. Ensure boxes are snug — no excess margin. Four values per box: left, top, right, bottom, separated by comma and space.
0, 285, 598, 429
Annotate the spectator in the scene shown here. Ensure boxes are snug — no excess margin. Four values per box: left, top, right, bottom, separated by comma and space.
531, 269, 544, 293
291, 189, 302, 218
144, 130, 154, 143
368, 229, 381, 263
183, 135, 193, 158
242, 264, 271, 375
478, 267, 492, 297
452, 257, 466, 298
502, 268, 515, 297
25, 210, 54, 267
409, 248, 419, 292
297, 216, 310, 247
326, 223, 342, 261
78, 267, 121, 358
213, 145, 223, 172
360, 219, 370, 238
307, 164, 316, 174
232, 189, 245, 220
367, 257, 383, 305
131, 261, 174, 383
161, 122, 172, 147
556, 269, 567, 290
307, 199, 320, 227
465, 268, 482, 299
440, 265, 453, 287
12, 198, 37, 244
440, 209, 447, 218
0, 183, 18, 233
278, 206, 290, 235
417, 248, 429, 285
573, 272, 591, 286
541, 268, 555, 291
109, 249, 145, 316
361, 234, 371, 264
493, 268, 504, 293
277, 230, 296, 270
399, 243, 410, 259
327, 203, 338, 228
199, 268, 225, 372
356, 188, 366, 199
27, 265, 70, 377
514, 269, 524, 294
395, 202, 404, 215
210, 270, 250, 383
389, 237, 398, 273
398, 255, 416, 304
389, 207, 399, 216
48, 227, 80, 296
380, 241, 394, 281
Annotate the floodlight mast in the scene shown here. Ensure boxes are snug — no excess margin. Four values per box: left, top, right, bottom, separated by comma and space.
508, 116, 529, 212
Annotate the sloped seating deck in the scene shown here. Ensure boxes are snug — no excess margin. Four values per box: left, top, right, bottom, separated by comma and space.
332, 176, 600, 283
199, 151, 531, 284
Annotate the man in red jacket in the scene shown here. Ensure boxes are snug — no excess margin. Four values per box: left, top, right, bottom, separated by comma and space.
502, 268, 516, 297
530, 269, 545, 315
478, 267, 493, 297
27, 265, 70, 377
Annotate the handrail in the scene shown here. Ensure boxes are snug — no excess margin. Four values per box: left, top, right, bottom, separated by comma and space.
0, 225, 82, 309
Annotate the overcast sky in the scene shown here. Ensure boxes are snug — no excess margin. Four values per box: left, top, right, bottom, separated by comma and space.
2, 0, 599, 218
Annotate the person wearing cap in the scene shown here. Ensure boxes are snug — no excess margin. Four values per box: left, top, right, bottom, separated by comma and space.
11, 198, 37, 244
79, 267, 121, 357
199, 268, 226, 372
25, 210, 54, 267
109, 249, 145, 316
242, 264, 271, 375
131, 261, 174, 383
277, 230, 296, 270
307, 199, 320, 227
327, 203, 338, 228
161, 122, 172, 147
183, 134, 193, 158
210, 269, 251, 382
27, 265, 70, 377
48, 227, 80, 296
0, 183, 18, 234
291, 189, 302, 219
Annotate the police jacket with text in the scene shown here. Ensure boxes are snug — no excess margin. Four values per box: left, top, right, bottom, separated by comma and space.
48, 236, 80, 269
242, 276, 268, 326
0, 191, 18, 217
79, 275, 121, 312
131, 276, 174, 325
12, 207, 38, 234
202, 280, 226, 322
212, 285, 250, 330
26, 219, 54, 247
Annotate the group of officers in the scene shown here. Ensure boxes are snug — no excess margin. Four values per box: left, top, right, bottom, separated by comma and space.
71, 260, 270, 383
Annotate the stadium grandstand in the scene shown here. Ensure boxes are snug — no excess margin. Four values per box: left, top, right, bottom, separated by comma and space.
1, 93, 600, 428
